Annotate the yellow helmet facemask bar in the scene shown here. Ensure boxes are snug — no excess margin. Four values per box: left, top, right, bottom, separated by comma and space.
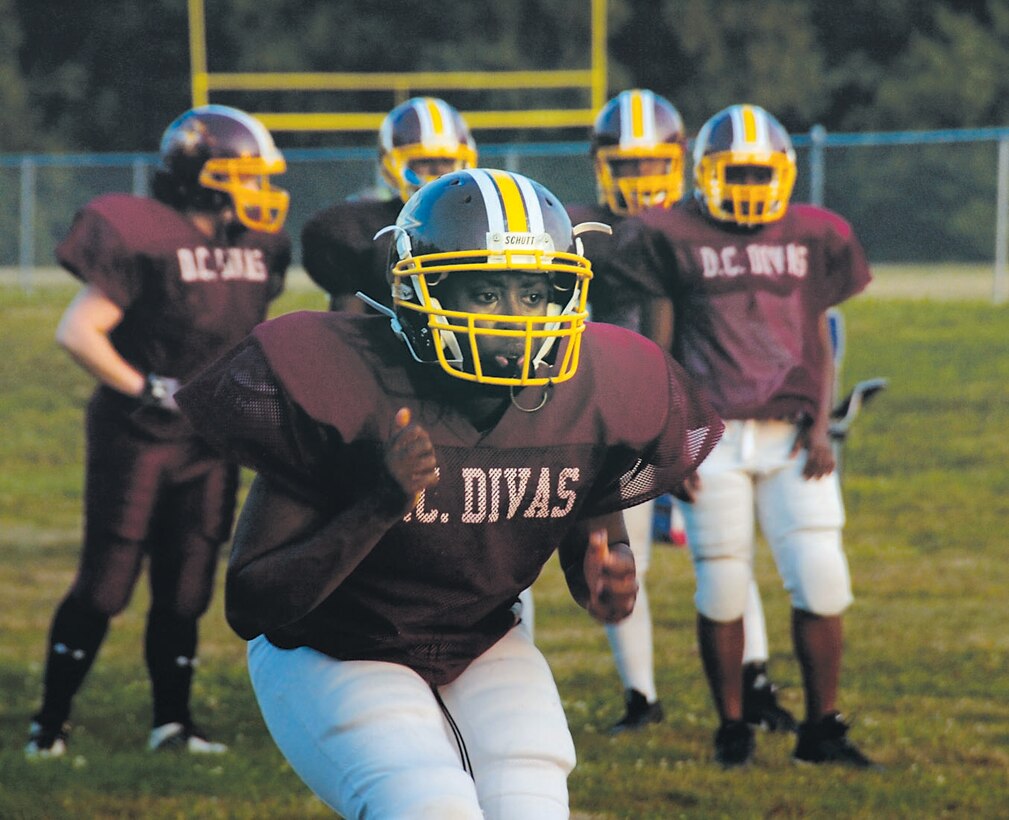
383, 142, 479, 203
199, 155, 290, 233
391, 246, 593, 387
595, 143, 685, 216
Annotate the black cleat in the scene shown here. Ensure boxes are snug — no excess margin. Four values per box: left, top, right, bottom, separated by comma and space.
793, 712, 882, 770
25, 720, 69, 759
714, 719, 755, 768
609, 689, 664, 734
743, 663, 798, 733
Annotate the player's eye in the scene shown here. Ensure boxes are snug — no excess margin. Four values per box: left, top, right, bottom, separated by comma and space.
473, 290, 499, 305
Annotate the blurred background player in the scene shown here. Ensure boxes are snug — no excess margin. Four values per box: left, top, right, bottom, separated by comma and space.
301, 96, 477, 312
569, 89, 795, 735
621, 103, 876, 768
175, 168, 723, 817
25, 105, 292, 758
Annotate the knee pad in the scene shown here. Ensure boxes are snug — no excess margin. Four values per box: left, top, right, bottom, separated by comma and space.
356, 766, 484, 819
693, 557, 752, 621
477, 758, 570, 820
777, 529, 853, 616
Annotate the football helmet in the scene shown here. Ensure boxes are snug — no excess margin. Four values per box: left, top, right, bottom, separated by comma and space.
591, 89, 686, 215
376, 169, 608, 387
693, 104, 797, 226
153, 104, 289, 233
378, 97, 478, 203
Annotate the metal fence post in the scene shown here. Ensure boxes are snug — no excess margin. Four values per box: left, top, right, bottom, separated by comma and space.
132, 158, 149, 197
18, 156, 36, 292
994, 137, 1009, 305
809, 124, 826, 207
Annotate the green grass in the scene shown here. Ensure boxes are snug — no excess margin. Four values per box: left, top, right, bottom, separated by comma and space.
2, 277, 1008, 818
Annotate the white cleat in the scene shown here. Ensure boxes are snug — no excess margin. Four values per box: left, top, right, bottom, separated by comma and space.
148, 721, 228, 754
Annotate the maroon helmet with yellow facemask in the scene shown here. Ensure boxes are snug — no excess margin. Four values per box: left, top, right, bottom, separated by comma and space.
591, 89, 687, 216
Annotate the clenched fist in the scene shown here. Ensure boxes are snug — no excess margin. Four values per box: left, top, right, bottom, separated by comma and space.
384, 408, 439, 510
583, 529, 637, 623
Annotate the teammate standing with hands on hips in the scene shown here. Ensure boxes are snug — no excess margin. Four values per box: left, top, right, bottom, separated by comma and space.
25, 105, 292, 758
618, 104, 878, 769
572, 90, 796, 735
177, 168, 723, 818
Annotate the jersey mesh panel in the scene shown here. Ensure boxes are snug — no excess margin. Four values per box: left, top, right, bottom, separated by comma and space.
616, 355, 723, 507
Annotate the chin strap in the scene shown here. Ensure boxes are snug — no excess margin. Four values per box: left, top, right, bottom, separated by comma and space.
355, 291, 429, 365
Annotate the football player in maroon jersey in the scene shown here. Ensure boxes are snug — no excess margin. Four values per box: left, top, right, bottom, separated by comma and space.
617, 104, 878, 768
301, 96, 477, 312
176, 168, 723, 817
24, 105, 292, 759
569, 90, 797, 736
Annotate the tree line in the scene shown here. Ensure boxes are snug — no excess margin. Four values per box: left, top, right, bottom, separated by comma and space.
1, 0, 1007, 153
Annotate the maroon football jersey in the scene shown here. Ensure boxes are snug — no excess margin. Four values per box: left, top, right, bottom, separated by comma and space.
177, 312, 722, 684
566, 202, 641, 332
300, 197, 402, 309
57, 193, 291, 437
623, 198, 872, 420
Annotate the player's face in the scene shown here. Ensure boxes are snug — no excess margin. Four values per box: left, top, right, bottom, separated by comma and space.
437, 272, 552, 379
724, 164, 773, 185
723, 163, 775, 220
409, 157, 459, 182
611, 157, 669, 178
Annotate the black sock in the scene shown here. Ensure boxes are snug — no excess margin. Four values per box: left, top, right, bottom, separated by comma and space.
145, 607, 198, 728
35, 595, 110, 728
743, 661, 770, 691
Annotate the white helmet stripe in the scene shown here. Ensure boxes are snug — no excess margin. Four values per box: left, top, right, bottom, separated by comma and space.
467, 169, 507, 235
730, 104, 773, 152
513, 172, 545, 234
618, 89, 657, 148
415, 97, 459, 146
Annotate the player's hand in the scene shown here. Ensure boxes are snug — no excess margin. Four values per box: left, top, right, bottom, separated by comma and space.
583, 529, 637, 623
385, 408, 439, 507
141, 373, 181, 412
674, 471, 702, 502
791, 424, 835, 479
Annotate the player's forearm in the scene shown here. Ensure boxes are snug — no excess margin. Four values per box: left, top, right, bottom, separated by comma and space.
56, 318, 145, 397
560, 510, 629, 611
226, 475, 409, 639
56, 285, 146, 397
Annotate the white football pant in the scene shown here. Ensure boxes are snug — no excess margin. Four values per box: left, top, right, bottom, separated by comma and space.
682, 420, 853, 621
247, 626, 575, 820
604, 498, 658, 701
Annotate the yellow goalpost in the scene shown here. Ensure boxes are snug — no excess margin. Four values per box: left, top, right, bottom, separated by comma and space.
187, 0, 608, 133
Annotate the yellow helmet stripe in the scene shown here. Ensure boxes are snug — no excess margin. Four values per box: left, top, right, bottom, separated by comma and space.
740, 105, 758, 143
486, 169, 529, 232
629, 89, 645, 139
730, 104, 778, 152
423, 96, 446, 136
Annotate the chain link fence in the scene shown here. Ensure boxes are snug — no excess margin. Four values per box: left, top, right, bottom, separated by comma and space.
3, 128, 1009, 301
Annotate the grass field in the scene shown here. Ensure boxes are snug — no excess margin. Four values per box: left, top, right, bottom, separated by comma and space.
1, 269, 1008, 819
